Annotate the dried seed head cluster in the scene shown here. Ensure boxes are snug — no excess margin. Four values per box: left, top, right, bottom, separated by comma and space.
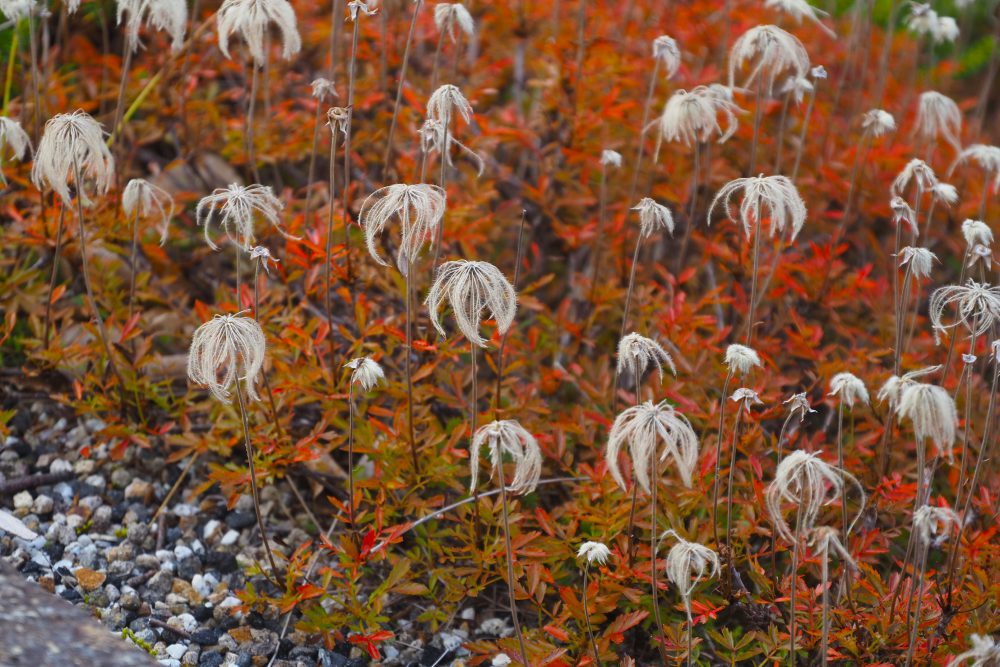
766, 449, 866, 542
931, 182, 959, 207
951, 144, 1000, 192
877, 365, 941, 407
708, 174, 807, 241
784, 392, 815, 422
961, 219, 994, 248
187, 311, 267, 403
763, 0, 835, 37
617, 332, 676, 385
780, 74, 814, 105
606, 400, 700, 492
426, 260, 517, 347
898, 246, 938, 279
217, 0, 302, 65
890, 196, 919, 236
915, 91, 963, 152
32, 110, 114, 205
327, 106, 351, 136
434, 3, 474, 42
892, 158, 938, 197
862, 109, 897, 137
196, 183, 294, 251
426, 84, 473, 126
658, 530, 720, 619
419, 119, 485, 175
929, 280, 1000, 344
731, 387, 763, 406
359, 183, 447, 275
725, 344, 762, 375
117, 0, 188, 52
600, 149, 622, 168
652, 35, 681, 78
0, 0, 35, 21
950, 634, 1000, 666
248, 245, 279, 274
310, 77, 338, 101
911, 505, 960, 547
0, 116, 31, 184
470, 419, 541, 495
896, 382, 957, 461
122, 178, 176, 245
828, 372, 869, 408
576, 541, 612, 566
345, 356, 385, 392
728, 24, 810, 93
632, 198, 675, 238
655, 86, 741, 150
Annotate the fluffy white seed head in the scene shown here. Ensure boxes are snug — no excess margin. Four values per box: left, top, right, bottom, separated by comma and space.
930, 182, 959, 206
32, 110, 114, 205
600, 149, 622, 168
828, 372, 869, 408
877, 365, 941, 407
470, 419, 541, 495
311, 77, 338, 101
0, 0, 36, 21
617, 332, 676, 385
327, 106, 351, 137
912, 505, 960, 547
898, 246, 937, 279
929, 280, 1000, 344
892, 158, 938, 196
708, 174, 807, 241
652, 35, 681, 78
907, 3, 957, 42
345, 356, 385, 392
492, 654, 513, 667
655, 85, 741, 150
419, 118, 484, 176
187, 311, 267, 403
347, 0, 376, 20
632, 197, 675, 238
961, 219, 994, 248
784, 392, 815, 422
248, 245, 279, 274
949, 634, 1000, 666
196, 183, 294, 251
915, 91, 963, 152
862, 109, 897, 137
950, 144, 1000, 193
427, 84, 473, 126
117, 0, 188, 52
728, 24, 810, 94
434, 3, 474, 42
0, 116, 31, 185
576, 541, 612, 566
780, 74, 814, 105
359, 184, 447, 275
123, 178, 176, 245
731, 387, 763, 407
767, 450, 866, 543
606, 400, 699, 492
890, 196, 919, 236
658, 530, 720, 619
725, 344, 762, 375
968, 244, 994, 270
426, 260, 517, 347
217, 0, 301, 65
809, 526, 856, 569
763, 0, 835, 37
896, 382, 957, 461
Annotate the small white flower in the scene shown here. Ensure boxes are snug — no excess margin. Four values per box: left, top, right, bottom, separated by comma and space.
600, 149, 622, 168
725, 344, 762, 375
810, 65, 827, 79
784, 392, 816, 422
933, 15, 959, 43
828, 372, 869, 408
877, 366, 941, 407
327, 106, 351, 136
898, 246, 937, 279
0, 0, 36, 21
780, 74, 814, 105
968, 244, 993, 270
632, 197, 675, 238
930, 182, 959, 206
419, 118, 484, 176
347, 0, 376, 20
576, 541, 612, 566
617, 332, 676, 384
123, 178, 175, 245
217, 0, 302, 65
862, 109, 897, 137
187, 311, 267, 403
962, 353, 977, 365
652, 35, 681, 78
345, 356, 385, 392
729, 24, 810, 93
434, 3, 474, 42
915, 91, 963, 153
708, 174, 807, 241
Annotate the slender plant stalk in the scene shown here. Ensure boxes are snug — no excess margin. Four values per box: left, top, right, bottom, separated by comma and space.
43, 205, 67, 349
234, 380, 281, 576
127, 207, 141, 322
627, 60, 661, 206
494, 211, 528, 419
951, 326, 981, 512
246, 61, 261, 183
383, 0, 423, 178
711, 369, 735, 548
430, 104, 452, 273
747, 74, 764, 176
587, 162, 609, 303
770, 411, 796, 593
498, 467, 529, 666
341, 21, 360, 283
428, 29, 447, 99
302, 103, 326, 229
251, 261, 284, 441
744, 218, 763, 346
941, 250, 973, 387
836, 401, 849, 536
903, 544, 930, 667
329, 0, 343, 78
582, 565, 601, 666
788, 509, 804, 667
26, 8, 40, 141
470, 345, 478, 444
773, 91, 791, 173
724, 401, 747, 588
618, 234, 643, 347
819, 543, 831, 667
347, 381, 359, 547
790, 85, 818, 182
649, 448, 671, 667
624, 360, 641, 564
72, 161, 127, 410
817, 132, 872, 298
685, 596, 694, 667
110, 43, 135, 148
404, 271, 420, 474
676, 142, 701, 271
2, 29, 18, 116
324, 126, 341, 387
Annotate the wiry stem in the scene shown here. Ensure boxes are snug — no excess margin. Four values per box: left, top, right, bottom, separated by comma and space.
405, 271, 420, 474
324, 126, 341, 388
627, 59, 661, 207
428, 29, 447, 100
342, 19, 362, 282
745, 217, 763, 347
819, 543, 831, 667
246, 61, 261, 183
773, 91, 791, 174
747, 73, 764, 176
587, 162, 609, 303
234, 379, 281, 576
676, 142, 701, 271
788, 509, 804, 667
903, 545, 930, 667
582, 566, 601, 667
110, 42, 135, 149
302, 103, 325, 230
770, 411, 796, 593
498, 466, 529, 665
127, 206, 140, 329
383, 0, 423, 179
649, 449, 671, 667
952, 326, 981, 512
251, 262, 284, 441
494, 211, 528, 420
347, 381, 359, 547
790, 83, 818, 182
43, 205, 67, 349
724, 401, 747, 588
26, 9, 40, 142
712, 369, 735, 548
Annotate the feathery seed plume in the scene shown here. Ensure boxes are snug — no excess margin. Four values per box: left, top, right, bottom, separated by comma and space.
828, 372, 869, 408
725, 344, 762, 375
617, 332, 677, 384
117, 0, 188, 52
434, 3, 474, 42
915, 91, 963, 152
862, 109, 897, 137
426, 260, 517, 347
897, 382, 958, 461
187, 311, 267, 403
345, 356, 385, 392
708, 174, 807, 241
632, 198, 675, 237
196, 183, 295, 251
928, 280, 1000, 344
898, 246, 938, 279
217, 0, 301, 64
652, 35, 681, 78
359, 184, 447, 275
123, 178, 175, 245
32, 110, 114, 205
606, 400, 700, 492
577, 541, 612, 566
728, 24, 810, 93
470, 419, 541, 495
658, 530, 720, 620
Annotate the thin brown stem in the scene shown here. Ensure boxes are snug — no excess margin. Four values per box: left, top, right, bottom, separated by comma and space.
430, 104, 452, 273
383, 0, 423, 179
649, 450, 671, 667
790, 85, 818, 182
43, 204, 67, 349
724, 401, 747, 587
582, 566, 601, 666
347, 382, 359, 547
234, 380, 280, 576
342, 19, 362, 283
820, 546, 831, 667
676, 142, 701, 271
747, 74, 764, 176
110, 43, 134, 150
789, 509, 804, 667
626, 60, 661, 207
498, 469, 529, 665
773, 91, 791, 173
405, 271, 420, 474
324, 126, 340, 388
712, 370, 735, 548
127, 207, 141, 322
745, 217, 763, 347
494, 211, 528, 420
587, 163, 609, 303
246, 61, 261, 184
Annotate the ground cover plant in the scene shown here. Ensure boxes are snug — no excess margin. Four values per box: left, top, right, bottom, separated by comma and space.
0, 0, 999, 664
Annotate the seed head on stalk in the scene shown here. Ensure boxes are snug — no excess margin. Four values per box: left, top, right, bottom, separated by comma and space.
123, 178, 175, 245
31, 110, 114, 205
829, 372, 869, 408
470, 419, 541, 494
426, 260, 517, 347
606, 400, 700, 491
708, 174, 807, 241
187, 311, 267, 403
216, 0, 302, 65
358, 183, 447, 275
728, 24, 810, 94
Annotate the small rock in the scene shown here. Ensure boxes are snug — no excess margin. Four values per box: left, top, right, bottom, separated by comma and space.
125, 479, 154, 503
219, 531, 240, 547
73, 458, 95, 476
169, 612, 198, 634
111, 468, 132, 489
198, 652, 224, 667
31, 494, 54, 515
37, 574, 56, 594
166, 643, 188, 660
182, 649, 200, 666
172, 578, 201, 604
191, 629, 219, 646
146, 570, 174, 598
107, 543, 135, 562
13, 491, 33, 511
137, 554, 162, 570
83, 474, 106, 489
50, 459, 73, 474
75, 567, 107, 592
224, 512, 255, 531
120, 588, 141, 611
90, 505, 113, 531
